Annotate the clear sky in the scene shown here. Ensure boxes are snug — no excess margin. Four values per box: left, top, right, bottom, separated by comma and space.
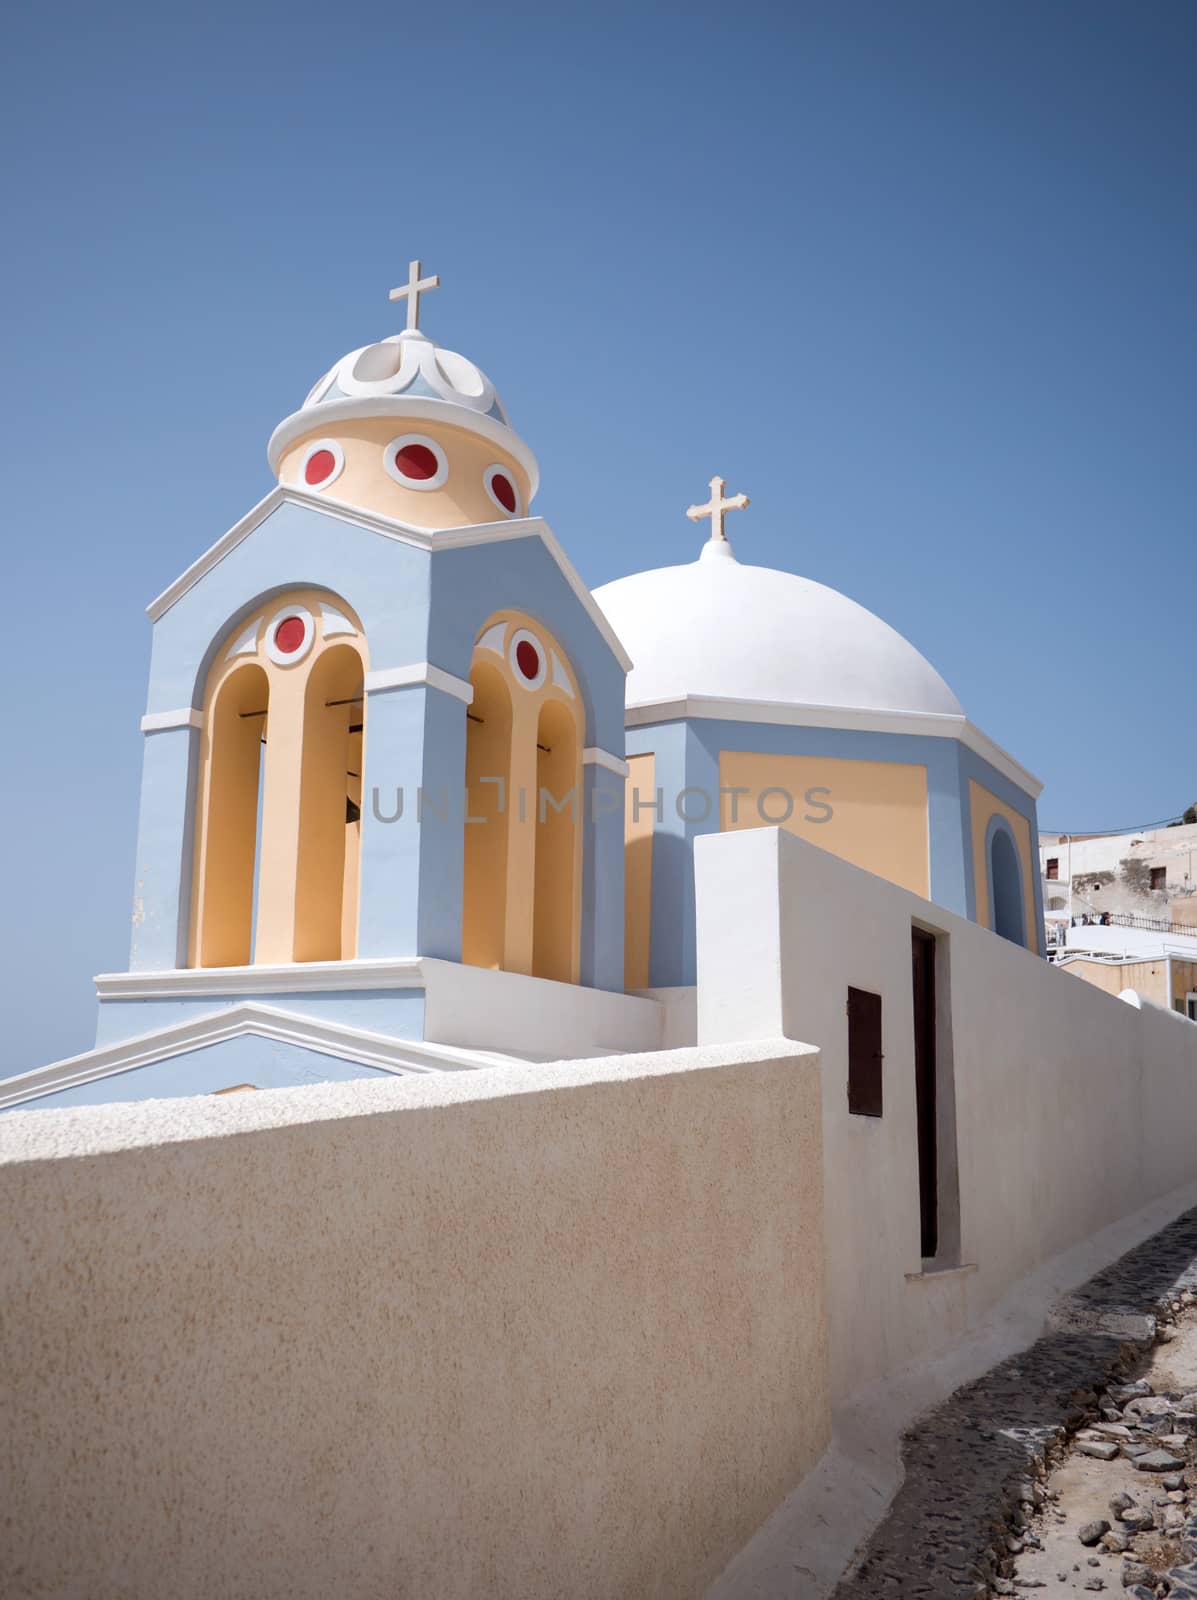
2, 1, 1194, 1069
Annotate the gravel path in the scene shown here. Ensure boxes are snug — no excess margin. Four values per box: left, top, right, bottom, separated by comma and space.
830, 1207, 1197, 1600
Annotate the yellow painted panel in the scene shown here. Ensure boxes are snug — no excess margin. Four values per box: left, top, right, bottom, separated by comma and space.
1062, 958, 1168, 1003
193, 664, 269, 968
718, 753, 930, 899
968, 780, 1040, 954
624, 753, 656, 990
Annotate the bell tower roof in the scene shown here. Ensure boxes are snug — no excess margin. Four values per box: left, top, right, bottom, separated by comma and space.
267, 267, 539, 496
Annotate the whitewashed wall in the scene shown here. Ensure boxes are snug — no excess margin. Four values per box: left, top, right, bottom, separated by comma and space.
0, 1042, 827, 1600
696, 827, 1197, 1399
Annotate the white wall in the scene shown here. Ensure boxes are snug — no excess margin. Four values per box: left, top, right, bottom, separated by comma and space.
1062, 923, 1197, 961
0, 1041, 828, 1600
696, 827, 1197, 1398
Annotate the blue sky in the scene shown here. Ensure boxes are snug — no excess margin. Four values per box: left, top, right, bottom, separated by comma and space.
2, 1, 1194, 1068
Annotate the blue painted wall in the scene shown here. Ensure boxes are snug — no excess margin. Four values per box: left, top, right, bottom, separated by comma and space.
627, 716, 1040, 986
124, 497, 630, 1015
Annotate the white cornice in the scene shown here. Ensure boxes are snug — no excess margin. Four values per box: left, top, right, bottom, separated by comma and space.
0, 1002, 516, 1112
95, 956, 428, 1000
959, 719, 1043, 800
623, 694, 1043, 799
144, 488, 634, 674
365, 663, 474, 704
583, 746, 630, 778
140, 707, 204, 734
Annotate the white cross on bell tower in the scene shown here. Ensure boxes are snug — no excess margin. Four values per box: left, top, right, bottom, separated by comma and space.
388, 259, 440, 332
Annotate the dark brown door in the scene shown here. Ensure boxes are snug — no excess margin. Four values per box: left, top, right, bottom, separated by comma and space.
847, 987, 883, 1118
911, 928, 938, 1259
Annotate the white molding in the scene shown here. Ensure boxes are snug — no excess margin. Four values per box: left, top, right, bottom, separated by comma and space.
140, 707, 204, 733
297, 437, 344, 492
0, 1002, 516, 1112
483, 462, 522, 518
550, 649, 575, 698
95, 956, 429, 1000
959, 718, 1044, 799
583, 746, 630, 778
476, 621, 505, 655
143, 490, 634, 675
509, 627, 547, 691
623, 694, 1043, 798
319, 602, 356, 638
225, 618, 259, 659
263, 602, 315, 666
364, 663, 474, 704
382, 432, 449, 492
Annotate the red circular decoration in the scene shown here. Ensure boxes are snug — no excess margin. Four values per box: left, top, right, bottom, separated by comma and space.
304, 448, 336, 486
515, 639, 541, 681
394, 442, 439, 480
490, 471, 517, 513
274, 616, 306, 655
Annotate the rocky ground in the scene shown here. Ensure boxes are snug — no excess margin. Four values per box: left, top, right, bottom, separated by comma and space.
1008, 1301, 1197, 1597
831, 1207, 1197, 1600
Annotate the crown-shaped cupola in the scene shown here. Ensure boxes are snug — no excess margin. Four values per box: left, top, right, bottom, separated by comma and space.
267, 261, 539, 530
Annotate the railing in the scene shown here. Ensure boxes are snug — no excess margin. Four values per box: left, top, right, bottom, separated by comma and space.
1063, 910, 1197, 939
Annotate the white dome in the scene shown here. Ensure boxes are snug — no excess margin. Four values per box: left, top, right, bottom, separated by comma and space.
592, 537, 963, 720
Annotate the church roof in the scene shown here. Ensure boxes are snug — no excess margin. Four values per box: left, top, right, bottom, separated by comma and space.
592, 533, 965, 723
266, 326, 540, 494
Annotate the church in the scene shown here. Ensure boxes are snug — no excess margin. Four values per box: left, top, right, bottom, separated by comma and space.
0, 263, 1044, 1110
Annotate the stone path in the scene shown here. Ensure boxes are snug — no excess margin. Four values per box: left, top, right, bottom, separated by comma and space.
1009, 1301, 1197, 1597
830, 1208, 1197, 1600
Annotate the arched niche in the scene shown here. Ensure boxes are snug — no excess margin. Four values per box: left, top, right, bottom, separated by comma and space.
462, 657, 513, 970
193, 662, 269, 968
988, 819, 1026, 947
294, 644, 366, 962
189, 590, 366, 968
460, 612, 583, 983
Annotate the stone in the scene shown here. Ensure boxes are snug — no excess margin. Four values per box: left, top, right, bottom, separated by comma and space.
1158, 1432, 1190, 1452
1121, 1559, 1153, 1588
1110, 1493, 1136, 1517
1121, 1506, 1155, 1530
1101, 1530, 1132, 1553
1080, 1521, 1111, 1546
1092, 1424, 1137, 1441
1110, 1382, 1153, 1404
1176, 1392, 1197, 1415
1123, 1397, 1169, 1421
1080, 1440, 1122, 1461
1133, 1449, 1185, 1473
1164, 1473, 1187, 1491
1082, 1580, 1104, 1592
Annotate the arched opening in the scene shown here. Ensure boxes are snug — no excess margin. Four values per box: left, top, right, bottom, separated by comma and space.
293, 644, 365, 962
194, 663, 269, 968
462, 659, 512, 970
989, 825, 1025, 947
532, 698, 581, 983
